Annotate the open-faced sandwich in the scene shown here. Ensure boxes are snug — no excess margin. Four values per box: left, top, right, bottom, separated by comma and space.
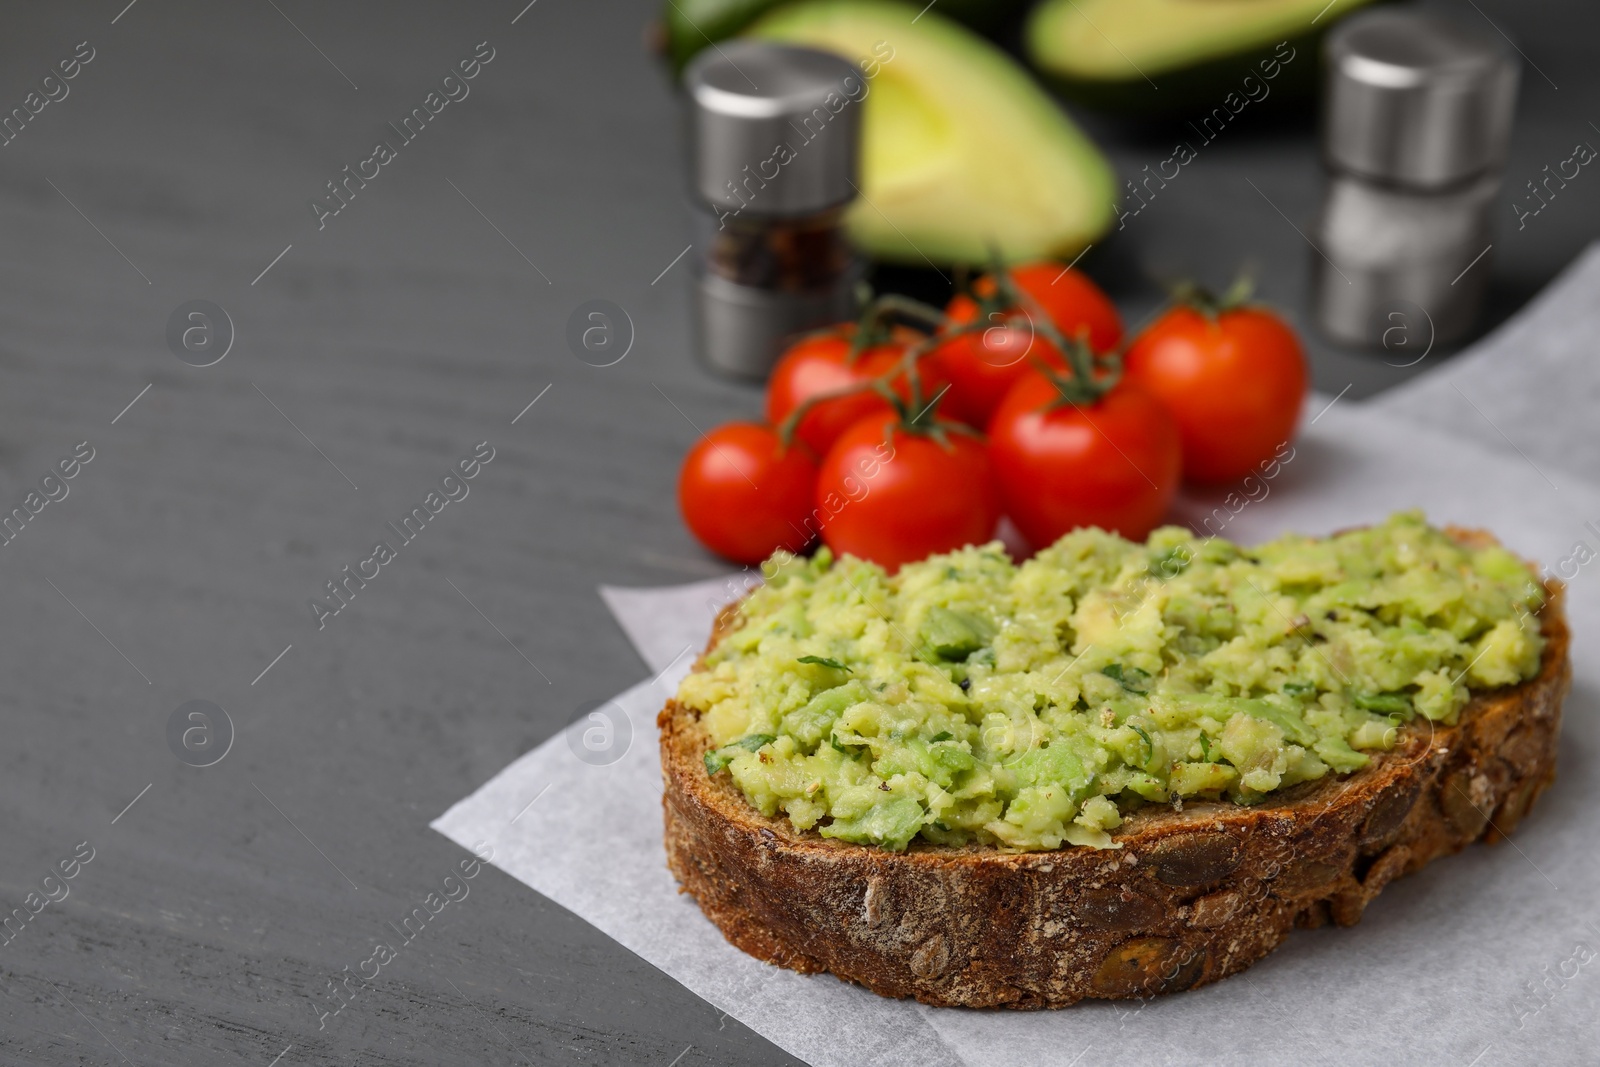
658, 511, 1567, 1007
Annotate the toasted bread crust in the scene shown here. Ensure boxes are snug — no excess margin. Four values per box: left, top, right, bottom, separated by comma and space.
659, 563, 1569, 1008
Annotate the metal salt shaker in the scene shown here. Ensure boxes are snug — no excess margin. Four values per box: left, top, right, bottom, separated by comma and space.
684, 41, 865, 380
1313, 10, 1519, 351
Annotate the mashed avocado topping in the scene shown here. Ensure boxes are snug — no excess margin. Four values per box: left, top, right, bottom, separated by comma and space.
676, 512, 1546, 853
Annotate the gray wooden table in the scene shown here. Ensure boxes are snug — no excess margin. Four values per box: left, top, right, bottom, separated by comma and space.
0, 1, 1592, 1064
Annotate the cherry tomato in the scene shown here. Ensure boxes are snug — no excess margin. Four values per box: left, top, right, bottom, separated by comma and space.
935, 263, 1123, 430
765, 329, 947, 458
1122, 304, 1308, 484
816, 415, 1000, 572
678, 422, 818, 565
988, 374, 1181, 547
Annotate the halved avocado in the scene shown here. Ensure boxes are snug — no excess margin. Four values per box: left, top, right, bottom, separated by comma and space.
747, 1, 1115, 266
661, 0, 1029, 74
1026, 0, 1380, 115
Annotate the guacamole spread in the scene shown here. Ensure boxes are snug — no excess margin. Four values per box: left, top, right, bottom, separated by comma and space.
676, 512, 1546, 852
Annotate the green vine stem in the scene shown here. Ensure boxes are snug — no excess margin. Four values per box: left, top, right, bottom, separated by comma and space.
846, 292, 951, 360
1168, 272, 1255, 319
774, 264, 1124, 449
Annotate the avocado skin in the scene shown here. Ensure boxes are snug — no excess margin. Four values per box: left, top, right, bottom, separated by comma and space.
662, 0, 1028, 74
662, 0, 773, 73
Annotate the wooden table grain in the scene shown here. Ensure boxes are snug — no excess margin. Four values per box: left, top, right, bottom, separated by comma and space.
0, 1, 1592, 1064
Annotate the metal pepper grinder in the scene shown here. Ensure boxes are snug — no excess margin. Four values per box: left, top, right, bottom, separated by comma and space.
684, 41, 866, 380
1313, 10, 1519, 350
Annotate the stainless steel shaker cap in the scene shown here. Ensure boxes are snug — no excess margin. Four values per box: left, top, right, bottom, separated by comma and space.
1323, 10, 1518, 188
685, 41, 863, 217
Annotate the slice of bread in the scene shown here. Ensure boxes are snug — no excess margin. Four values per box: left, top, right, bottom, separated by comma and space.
658, 536, 1569, 1008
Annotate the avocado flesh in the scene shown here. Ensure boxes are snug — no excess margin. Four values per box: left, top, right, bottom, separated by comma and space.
1026, 0, 1379, 114
747, 1, 1115, 266
663, 0, 1028, 74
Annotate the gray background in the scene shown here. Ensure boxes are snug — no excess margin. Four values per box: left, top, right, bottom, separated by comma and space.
0, 1, 1592, 1064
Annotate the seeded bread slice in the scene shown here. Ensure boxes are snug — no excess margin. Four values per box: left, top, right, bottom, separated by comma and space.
658, 535, 1569, 1008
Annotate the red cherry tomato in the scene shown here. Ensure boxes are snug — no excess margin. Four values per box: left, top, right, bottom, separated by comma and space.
678, 422, 818, 565
988, 374, 1181, 547
816, 415, 1000, 572
936, 263, 1123, 430
765, 330, 947, 458
1122, 305, 1308, 484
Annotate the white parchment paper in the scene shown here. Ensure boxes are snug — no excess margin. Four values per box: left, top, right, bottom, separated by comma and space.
1373, 241, 1600, 482
436, 246, 1600, 1066
434, 394, 1600, 1067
